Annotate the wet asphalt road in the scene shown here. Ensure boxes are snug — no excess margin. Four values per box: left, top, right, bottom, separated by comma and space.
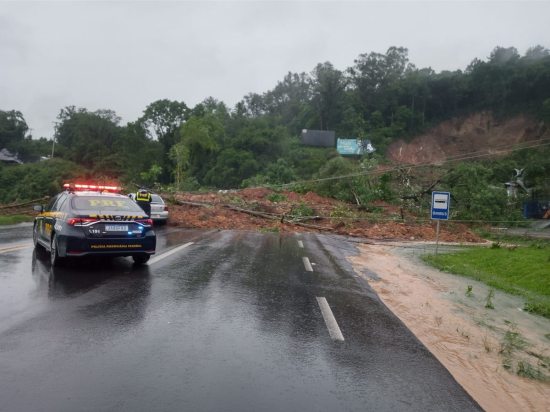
0, 224, 481, 412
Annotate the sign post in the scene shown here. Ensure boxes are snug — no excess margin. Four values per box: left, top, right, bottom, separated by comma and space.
431, 191, 451, 255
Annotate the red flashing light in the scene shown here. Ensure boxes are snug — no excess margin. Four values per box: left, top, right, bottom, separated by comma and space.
63, 183, 122, 193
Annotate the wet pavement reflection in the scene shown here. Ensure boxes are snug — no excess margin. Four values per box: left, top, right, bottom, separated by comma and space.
0, 226, 481, 412
0, 222, 32, 246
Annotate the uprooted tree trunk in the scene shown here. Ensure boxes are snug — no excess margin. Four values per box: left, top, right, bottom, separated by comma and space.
0, 197, 50, 215
172, 198, 332, 231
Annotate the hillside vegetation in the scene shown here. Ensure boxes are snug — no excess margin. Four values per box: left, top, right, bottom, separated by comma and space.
1, 45, 550, 223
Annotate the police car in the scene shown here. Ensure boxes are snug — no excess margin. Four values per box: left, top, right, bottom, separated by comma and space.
33, 183, 156, 266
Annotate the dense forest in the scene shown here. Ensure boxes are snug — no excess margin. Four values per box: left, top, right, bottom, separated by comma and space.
1, 45, 550, 221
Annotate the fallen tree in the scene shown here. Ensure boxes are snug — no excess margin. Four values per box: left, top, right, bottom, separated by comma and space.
173, 198, 333, 231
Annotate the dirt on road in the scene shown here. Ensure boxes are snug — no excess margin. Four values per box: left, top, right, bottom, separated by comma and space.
161, 186, 550, 409
167, 188, 481, 243
168, 186, 549, 411
349, 242, 550, 412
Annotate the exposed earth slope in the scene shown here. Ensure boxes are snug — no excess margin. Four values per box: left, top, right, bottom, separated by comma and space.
387, 112, 543, 165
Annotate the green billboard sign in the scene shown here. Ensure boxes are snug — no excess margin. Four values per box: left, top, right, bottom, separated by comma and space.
336, 139, 375, 156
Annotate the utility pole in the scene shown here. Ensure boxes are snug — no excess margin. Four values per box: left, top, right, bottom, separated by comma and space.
51, 138, 55, 158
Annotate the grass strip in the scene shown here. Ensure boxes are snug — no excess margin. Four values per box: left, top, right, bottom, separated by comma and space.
422, 244, 550, 319
0, 215, 34, 225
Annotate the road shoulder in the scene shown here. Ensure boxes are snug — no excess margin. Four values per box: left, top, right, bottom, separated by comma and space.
348, 242, 550, 412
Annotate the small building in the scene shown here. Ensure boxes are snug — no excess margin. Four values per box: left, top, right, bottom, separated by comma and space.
0, 148, 23, 164
300, 130, 336, 147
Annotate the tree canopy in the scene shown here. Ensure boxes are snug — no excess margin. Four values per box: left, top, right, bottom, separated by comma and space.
1, 44, 549, 219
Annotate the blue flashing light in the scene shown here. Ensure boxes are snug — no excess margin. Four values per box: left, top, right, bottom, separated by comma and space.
128, 231, 132, 235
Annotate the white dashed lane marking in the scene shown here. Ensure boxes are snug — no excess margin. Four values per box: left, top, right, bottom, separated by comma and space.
148, 242, 194, 265
302, 256, 313, 272
316, 297, 345, 342
297, 240, 304, 248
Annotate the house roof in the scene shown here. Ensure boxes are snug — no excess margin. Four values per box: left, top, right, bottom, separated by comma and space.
0, 148, 23, 164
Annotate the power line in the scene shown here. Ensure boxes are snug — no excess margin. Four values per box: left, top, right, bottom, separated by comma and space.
281, 139, 550, 187
272, 139, 550, 188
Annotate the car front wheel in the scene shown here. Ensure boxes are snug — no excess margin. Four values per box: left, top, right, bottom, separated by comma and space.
132, 254, 150, 265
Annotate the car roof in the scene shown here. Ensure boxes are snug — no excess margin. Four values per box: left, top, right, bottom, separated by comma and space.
68, 191, 128, 198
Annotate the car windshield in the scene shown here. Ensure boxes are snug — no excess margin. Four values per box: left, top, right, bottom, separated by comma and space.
72, 196, 144, 212
151, 194, 164, 204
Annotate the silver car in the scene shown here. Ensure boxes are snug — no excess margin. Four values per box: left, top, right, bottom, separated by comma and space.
150, 194, 169, 224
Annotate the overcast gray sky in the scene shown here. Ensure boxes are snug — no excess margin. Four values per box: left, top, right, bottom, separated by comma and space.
1, 0, 549, 139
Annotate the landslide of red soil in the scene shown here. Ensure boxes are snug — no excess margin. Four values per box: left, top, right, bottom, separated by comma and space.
168, 188, 481, 243
387, 111, 542, 165
169, 111, 540, 242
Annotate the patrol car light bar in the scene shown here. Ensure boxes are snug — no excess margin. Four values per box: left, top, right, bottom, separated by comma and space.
63, 183, 122, 192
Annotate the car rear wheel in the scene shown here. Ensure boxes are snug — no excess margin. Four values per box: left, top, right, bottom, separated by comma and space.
50, 233, 63, 267
132, 254, 150, 265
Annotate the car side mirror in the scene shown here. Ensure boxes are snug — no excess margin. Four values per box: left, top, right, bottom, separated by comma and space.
33, 205, 43, 212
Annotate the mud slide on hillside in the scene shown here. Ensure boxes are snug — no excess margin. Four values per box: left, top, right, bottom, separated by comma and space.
387, 112, 543, 165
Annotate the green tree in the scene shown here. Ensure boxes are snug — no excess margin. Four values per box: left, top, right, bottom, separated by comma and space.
445, 163, 522, 221
238, 72, 313, 136
424, 70, 468, 121
118, 121, 163, 184
0, 110, 28, 150
523, 45, 550, 61
264, 159, 296, 184
242, 158, 297, 187
139, 164, 163, 188
398, 67, 433, 130
169, 142, 190, 189
315, 157, 357, 201
230, 119, 288, 165
349, 46, 412, 117
489, 46, 520, 65
190, 97, 231, 128
140, 99, 189, 142
178, 114, 224, 183
139, 99, 189, 181
310, 62, 347, 131
204, 148, 259, 189
0, 158, 83, 203
0, 110, 33, 161
15, 137, 53, 163
54, 107, 123, 174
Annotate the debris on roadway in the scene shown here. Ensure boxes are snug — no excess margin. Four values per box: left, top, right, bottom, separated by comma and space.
167, 188, 482, 243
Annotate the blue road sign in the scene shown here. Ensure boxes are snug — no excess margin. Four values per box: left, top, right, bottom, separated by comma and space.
431, 191, 450, 220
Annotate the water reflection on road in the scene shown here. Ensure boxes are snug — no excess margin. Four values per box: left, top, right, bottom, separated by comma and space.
0, 227, 481, 412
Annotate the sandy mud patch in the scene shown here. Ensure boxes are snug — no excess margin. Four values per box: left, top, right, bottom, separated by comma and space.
349, 242, 549, 412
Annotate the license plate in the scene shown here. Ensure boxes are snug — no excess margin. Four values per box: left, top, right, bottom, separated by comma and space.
105, 224, 128, 231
